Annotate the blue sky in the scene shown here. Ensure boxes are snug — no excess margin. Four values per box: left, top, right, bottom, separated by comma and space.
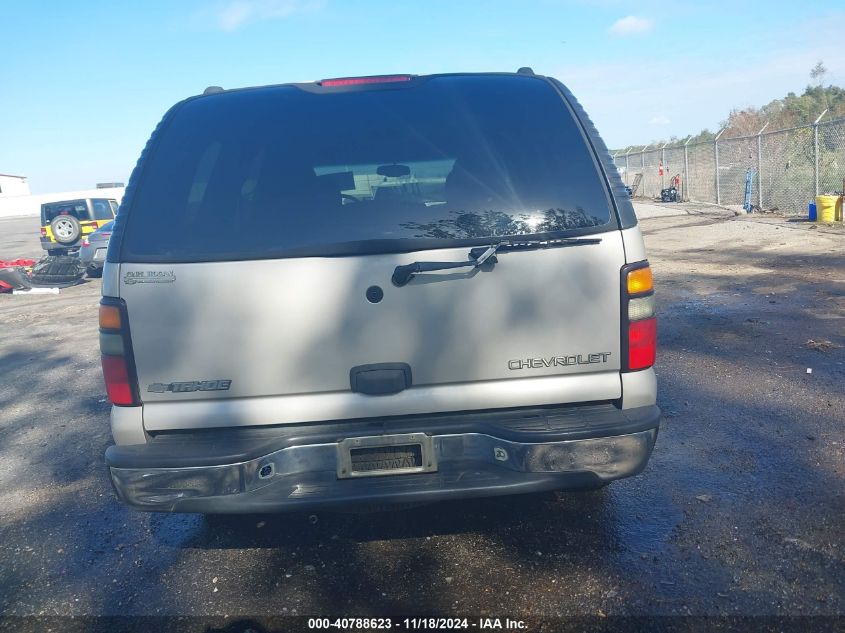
1, 0, 843, 193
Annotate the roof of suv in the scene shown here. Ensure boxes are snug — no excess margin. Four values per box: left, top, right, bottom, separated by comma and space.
193, 69, 544, 99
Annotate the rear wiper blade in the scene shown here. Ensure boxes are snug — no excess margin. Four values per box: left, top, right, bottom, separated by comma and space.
391, 242, 504, 287
468, 237, 602, 259
392, 237, 601, 287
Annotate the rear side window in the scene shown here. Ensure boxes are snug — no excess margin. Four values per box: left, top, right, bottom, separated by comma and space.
121, 75, 613, 262
91, 199, 115, 220
42, 200, 89, 224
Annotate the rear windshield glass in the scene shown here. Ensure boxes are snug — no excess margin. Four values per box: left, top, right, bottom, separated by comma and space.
42, 200, 89, 224
121, 75, 613, 262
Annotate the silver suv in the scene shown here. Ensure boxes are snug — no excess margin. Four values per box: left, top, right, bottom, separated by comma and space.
101, 70, 659, 513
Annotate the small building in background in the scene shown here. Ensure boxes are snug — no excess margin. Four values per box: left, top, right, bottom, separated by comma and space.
0, 174, 31, 197
96, 182, 125, 189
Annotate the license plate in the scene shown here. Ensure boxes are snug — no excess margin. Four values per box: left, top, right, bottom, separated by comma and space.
337, 433, 436, 479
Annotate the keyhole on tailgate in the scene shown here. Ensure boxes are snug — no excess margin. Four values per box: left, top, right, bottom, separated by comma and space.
366, 285, 384, 304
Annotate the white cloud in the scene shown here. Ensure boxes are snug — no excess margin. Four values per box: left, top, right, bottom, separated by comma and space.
649, 115, 671, 125
609, 16, 653, 36
214, 0, 323, 31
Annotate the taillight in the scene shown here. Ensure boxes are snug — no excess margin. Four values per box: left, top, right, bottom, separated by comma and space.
99, 298, 139, 406
622, 262, 656, 371
628, 318, 656, 370
101, 355, 133, 404
320, 75, 412, 87
40, 227, 47, 237
82, 238, 89, 247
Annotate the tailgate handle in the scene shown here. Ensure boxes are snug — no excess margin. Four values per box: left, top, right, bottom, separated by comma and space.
350, 363, 412, 396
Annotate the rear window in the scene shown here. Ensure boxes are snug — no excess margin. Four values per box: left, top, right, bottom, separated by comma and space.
121, 75, 614, 262
42, 200, 89, 224
91, 199, 115, 220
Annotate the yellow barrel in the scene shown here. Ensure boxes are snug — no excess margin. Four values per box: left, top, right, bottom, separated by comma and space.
815, 195, 841, 222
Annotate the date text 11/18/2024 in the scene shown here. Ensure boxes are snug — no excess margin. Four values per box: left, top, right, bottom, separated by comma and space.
307, 617, 528, 630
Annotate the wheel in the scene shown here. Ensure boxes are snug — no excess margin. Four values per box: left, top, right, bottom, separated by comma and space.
86, 265, 103, 278
50, 215, 81, 245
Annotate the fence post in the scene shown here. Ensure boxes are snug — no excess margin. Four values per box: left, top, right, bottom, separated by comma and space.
660, 143, 667, 191
756, 122, 768, 209
625, 147, 631, 183
683, 136, 692, 202
641, 147, 646, 197
813, 110, 828, 196
714, 128, 725, 205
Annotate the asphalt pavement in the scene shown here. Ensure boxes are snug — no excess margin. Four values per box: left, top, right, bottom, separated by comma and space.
1, 215, 43, 260
0, 204, 842, 629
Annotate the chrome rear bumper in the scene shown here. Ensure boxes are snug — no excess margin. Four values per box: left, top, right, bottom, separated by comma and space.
108, 424, 658, 513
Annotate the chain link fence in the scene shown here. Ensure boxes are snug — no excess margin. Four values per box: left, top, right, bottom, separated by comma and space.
612, 117, 845, 215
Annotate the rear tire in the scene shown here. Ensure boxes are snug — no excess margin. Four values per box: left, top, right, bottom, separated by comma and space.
86, 265, 103, 278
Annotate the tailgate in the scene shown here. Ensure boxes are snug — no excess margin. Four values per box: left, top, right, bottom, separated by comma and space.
122, 232, 624, 430
111, 73, 630, 431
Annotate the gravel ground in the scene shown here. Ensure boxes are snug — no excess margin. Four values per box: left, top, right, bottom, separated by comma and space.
0, 205, 843, 626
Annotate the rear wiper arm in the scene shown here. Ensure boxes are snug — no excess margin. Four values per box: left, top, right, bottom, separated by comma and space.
391, 242, 504, 287
392, 237, 601, 287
